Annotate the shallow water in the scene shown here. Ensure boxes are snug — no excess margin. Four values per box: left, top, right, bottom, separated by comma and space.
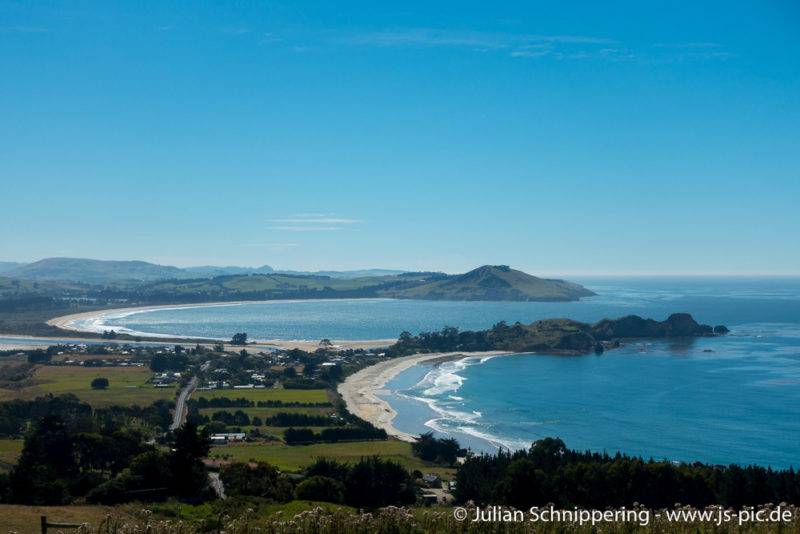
72, 277, 800, 341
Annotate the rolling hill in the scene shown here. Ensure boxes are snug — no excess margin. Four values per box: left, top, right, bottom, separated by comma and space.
4, 258, 408, 283
388, 265, 595, 301
5, 258, 188, 283
1, 260, 594, 303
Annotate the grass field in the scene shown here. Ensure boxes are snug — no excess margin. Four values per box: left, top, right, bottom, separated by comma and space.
0, 504, 136, 533
0, 365, 176, 407
0, 438, 23, 472
196, 388, 330, 404
209, 440, 456, 478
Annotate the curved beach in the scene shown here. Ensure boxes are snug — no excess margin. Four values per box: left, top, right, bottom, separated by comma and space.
338, 351, 509, 442
45, 303, 396, 351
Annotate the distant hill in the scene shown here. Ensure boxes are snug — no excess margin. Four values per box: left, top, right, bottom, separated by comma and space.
2, 260, 593, 303
0, 262, 24, 275
277, 268, 408, 279
386, 265, 595, 301
6, 258, 188, 283
183, 265, 275, 277
4, 257, 408, 283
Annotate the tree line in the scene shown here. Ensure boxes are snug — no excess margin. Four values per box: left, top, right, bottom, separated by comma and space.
455, 438, 800, 509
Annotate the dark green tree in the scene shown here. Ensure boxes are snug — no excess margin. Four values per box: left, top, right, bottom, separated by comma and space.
90, 377, 109, 390
295, 475, 345, 503
230, 332, 248, 345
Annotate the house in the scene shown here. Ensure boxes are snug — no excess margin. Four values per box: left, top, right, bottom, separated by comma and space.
422, 473, 441, 487
210, 432, 246, 444
421, 494, 438, 505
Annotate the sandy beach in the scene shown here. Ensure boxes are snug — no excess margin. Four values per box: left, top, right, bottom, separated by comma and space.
338, 351, 509, 442
43, 304, 396, 351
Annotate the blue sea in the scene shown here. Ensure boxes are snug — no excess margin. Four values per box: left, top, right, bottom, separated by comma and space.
76, 277, 800, 467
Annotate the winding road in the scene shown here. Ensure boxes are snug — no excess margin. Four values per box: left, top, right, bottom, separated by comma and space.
170, 376, 199, 431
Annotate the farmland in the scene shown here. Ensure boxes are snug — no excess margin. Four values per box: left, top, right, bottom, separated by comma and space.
0, 365, 176, 407
195, 388, 330, 404
209, 440, 456, 479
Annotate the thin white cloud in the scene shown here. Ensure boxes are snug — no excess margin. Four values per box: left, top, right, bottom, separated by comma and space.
653, 42, 722, 49
343, 29, 615, 49
340, 28, 622, 60
336, 28, 733, 62
220, 27, 251, 35
241, 243, 301, 249
271, 218, 362, 224
270, 226, 343, 232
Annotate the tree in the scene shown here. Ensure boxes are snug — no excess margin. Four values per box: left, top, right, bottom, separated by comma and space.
302, 360, 318, 377
90, 377, 109, 390
8, 416, 79, 504
27, 350, 51, 364
282, 367, 297, 378
411, 432, 463, 465
493, 458, 545, 508
150, 353, 189, 372
220, 462, 292, 501
168, 422, 211, 498
230, 332, 248, 345
295, 475, 344, 503
344, 457, 416, 508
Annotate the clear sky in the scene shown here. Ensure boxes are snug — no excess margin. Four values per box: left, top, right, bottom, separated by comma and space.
1, 1, 799, 275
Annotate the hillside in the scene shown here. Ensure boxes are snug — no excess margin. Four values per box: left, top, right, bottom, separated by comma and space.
4, 257, 408, 283
6, 258, 189, 283
182, 265, 275, 277
387, 265, 595, 301
0, 262, 23, 275
1, 262, 594, 305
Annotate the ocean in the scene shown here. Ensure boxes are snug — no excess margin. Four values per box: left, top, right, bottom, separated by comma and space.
75, 277, 800, 467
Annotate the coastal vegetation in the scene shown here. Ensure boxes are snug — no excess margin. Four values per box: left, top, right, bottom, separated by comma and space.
387, 313, 723, 356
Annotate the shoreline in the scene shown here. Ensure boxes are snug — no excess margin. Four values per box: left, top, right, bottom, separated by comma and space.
42, 300, 397, 351
338, 351, 510, 442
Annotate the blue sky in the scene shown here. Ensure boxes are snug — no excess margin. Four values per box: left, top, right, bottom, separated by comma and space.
1, 1, 799, 275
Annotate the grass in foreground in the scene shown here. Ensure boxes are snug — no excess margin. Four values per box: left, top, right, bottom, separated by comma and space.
4, 504, 799, 534
209, 440, 455, 478
195, 388, 330, 404
0, 504, 135, 533
0, 438, 22, 472
0, 365, 176, 407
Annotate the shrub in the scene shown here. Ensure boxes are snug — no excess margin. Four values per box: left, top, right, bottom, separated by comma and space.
90, 377, 109, 390
294, 475, 345, 503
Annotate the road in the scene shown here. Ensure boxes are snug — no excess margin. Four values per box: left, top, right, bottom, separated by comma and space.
170, 376, 199, 431
208, 472, 227, 499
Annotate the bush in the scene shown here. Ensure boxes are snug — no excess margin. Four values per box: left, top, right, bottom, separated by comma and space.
305, 456, 416, 509
294, 475, 344, 503
90, 377, 109, 390
220, 462, 292, 501
86, 478, 127, 505
412, 432, 463, 465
